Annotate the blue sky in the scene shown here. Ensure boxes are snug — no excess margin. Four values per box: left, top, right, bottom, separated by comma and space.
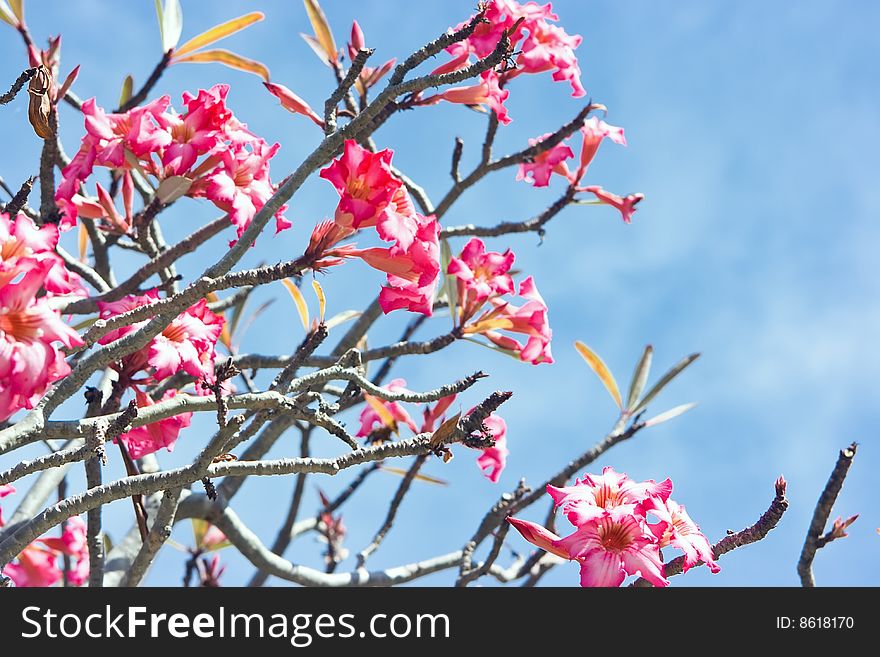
2, 1, 879, 586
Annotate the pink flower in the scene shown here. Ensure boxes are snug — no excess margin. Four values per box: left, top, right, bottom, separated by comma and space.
97, 293, 224, 383
572, 117, 627, 183
547, 466, 672, 527
319, 140, 403, 231
509, 468, 718, 586
200, 137, 290, 239
430, 70, 512, 125
475, 413, 509, 483
471, 276, 554, 364
353, 215, 441, 316
0, 484, 13, 498
516, 20, 585, 97
0, 260, 84, 421
116, 389, 193, 459
263, 82, 324, 128
517, 134, 575, 187
347, 22, 397, 93
554, 510, 668, 587
448, 238, 516, 322
420, 394, 457, 433
0, 211, 85, 296
157, 84, 233, 176
356, 378, 419, 438
580, 185, 645, 224
81, 95, 172, 169
645, 497, 720, 574
1, 513, 90, 588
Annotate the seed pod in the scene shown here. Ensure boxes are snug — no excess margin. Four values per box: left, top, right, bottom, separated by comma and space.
27, 65, 54, 139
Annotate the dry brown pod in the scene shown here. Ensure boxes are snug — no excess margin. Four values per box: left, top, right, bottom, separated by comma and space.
27, 65, 54, 139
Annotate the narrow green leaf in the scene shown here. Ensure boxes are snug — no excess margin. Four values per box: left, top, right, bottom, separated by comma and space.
440, 238, 458, 328
631, 353, 701, 415
118, 75, 134, 107
626, 344, 653, 411
643, 402, 698, 428
574, 341, 623, 410
325, 309, 361, 330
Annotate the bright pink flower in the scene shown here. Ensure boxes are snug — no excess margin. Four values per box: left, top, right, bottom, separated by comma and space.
506, 517, 570, 559
448, 238, 516, 322
572, 117, 627, 183
645, 497, 720, 574
0, 484, 13, 498
117, 389, 193, 459
319, 140, 403, 231
431, 70, 512, 125
547, 466, 672, 527
554, 510, 668, 587
356, 378, 419, 438
97, 293, 224, 382
347, 22, 397, 92
0, 211, 85, 296
1, 514, 90, 588
0, 260, 84, 421
516, 133, 575, 187
516, 20, 585, 97
2, 545, 62, 587
580, 186, 645, 224
476, 277, 554, 364
201, 137, 291, 239
81, 95, 172, 169
353, 214, 441, 316
475, 412, 509, 483
157, 84, 233, 176
263, 82, 324, 128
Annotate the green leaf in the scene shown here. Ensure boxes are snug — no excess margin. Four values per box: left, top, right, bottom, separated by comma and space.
161, 0, 183, 52
172, 48, 270, 82
155, 175, 191, 204
631, 353, 701, 415
303, 0, 337, 64
118, 75, 134, 107
643, 402, 698, 428
574, 341, 623, 410
439, 238, 458, 328
626, 344, 653, 411
325, 309, 361, 330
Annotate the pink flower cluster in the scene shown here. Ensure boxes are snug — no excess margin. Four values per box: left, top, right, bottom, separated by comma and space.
355, 385, 508, 483
517, 117, 645, 223
508, 467, 719, 587
319, 140, 441, 315
449, 238, 553, 365
0, 212, 85, 421
426, 1, 585, 123
56, 84, 290, 240
0, 487, 90, 587
96, 291, 223, 457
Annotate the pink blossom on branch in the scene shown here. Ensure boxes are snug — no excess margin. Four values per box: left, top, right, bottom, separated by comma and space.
263, 81, 325, 128
516, 133, 575, 187
508, 468, 718, 587
116, 389, 193, 460
0, 260, 84, 422
579, 185, 645, 224
475, 412, 509, 483
422, 70, 512, 125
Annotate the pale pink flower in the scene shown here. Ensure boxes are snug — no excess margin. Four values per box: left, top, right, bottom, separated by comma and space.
580, 185, 645, 224
0, 260, 84, 421
356, 378, 419, 438
264, 82, 324, 128
645, 497, 720, 574
116, 389, 193, 459
517, 133, 575, 187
